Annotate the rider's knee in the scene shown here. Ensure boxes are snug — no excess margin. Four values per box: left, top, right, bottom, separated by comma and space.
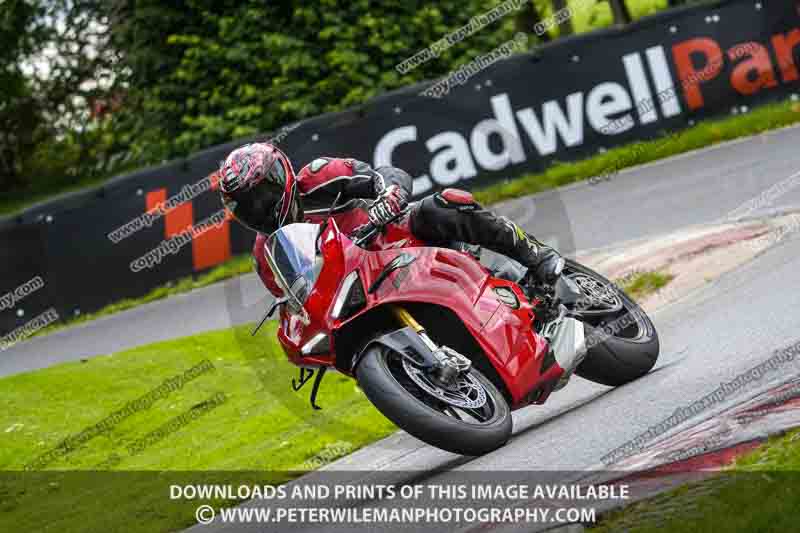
410, 189, 481, 242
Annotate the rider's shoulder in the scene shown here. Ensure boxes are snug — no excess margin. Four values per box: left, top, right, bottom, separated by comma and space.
296, 157, 359, 193
298, 157, 356, 177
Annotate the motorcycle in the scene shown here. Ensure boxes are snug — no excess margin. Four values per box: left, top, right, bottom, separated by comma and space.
253, 205, 659, 456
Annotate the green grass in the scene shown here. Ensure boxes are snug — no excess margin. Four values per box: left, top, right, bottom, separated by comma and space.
567, 0, 668, 35
474, 100, 800, 205
0, 322, 396, 532
616, 270, 674, 302
32, 253, 253, 339
592, 429, 800, 532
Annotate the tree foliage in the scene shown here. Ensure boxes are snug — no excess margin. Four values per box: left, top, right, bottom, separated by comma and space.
1, 0, 557, 202
0, 0, 46, 193
1, 0, 130, 198
117, 0, 530, 164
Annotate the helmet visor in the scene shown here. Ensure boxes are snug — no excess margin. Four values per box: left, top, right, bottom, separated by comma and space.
265, 155, 286, 185
224, 177, 285, 234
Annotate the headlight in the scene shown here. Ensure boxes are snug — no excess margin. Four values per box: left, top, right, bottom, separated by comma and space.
301, 333, 330, 355
330, 271, 366, 319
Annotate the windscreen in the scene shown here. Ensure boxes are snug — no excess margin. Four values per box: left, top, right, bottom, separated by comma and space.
264, 223, 322, 310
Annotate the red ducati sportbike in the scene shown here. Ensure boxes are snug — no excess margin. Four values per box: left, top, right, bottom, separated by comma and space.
254, 207, 659, 456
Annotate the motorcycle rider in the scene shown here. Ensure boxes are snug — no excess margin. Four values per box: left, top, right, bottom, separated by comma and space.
217, 142, 564, 297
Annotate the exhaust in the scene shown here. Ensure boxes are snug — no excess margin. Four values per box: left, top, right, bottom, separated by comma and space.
544, 307, 588, 389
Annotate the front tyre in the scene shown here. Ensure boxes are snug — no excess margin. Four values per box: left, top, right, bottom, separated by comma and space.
356, 344, 512, 456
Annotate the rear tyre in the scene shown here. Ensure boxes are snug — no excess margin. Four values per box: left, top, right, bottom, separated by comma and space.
356, 344, 512, 456
565, 259, 660, 387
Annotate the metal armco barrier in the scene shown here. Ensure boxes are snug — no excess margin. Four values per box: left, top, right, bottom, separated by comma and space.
1, 0, 798, 334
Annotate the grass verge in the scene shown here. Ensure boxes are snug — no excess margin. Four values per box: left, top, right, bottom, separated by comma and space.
616, 270, 674, 302
592, 428, 800, 532
0, 322, 396, 532
474, 99, 800, 205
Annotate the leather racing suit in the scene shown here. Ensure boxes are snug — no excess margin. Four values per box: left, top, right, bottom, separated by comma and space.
252, 157, 562, 297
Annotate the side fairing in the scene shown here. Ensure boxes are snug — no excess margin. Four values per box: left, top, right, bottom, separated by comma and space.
359, 247, 552, 405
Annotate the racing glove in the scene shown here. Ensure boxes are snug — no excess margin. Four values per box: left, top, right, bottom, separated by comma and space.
368, 184, 408, 227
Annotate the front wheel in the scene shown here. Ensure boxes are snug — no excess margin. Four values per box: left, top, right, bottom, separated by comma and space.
356, 343, 512, 456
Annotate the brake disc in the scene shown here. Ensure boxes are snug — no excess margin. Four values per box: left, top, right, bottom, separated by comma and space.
569, 273, 623, 313
401, 358, 487, 409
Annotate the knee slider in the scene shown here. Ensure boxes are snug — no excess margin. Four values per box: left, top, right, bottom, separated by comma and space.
435, 188, 479, 211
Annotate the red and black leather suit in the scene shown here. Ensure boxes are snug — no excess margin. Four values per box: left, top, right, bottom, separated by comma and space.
253, 157, 561, 296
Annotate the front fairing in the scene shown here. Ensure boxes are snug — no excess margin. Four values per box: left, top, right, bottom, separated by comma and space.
274, 215, 423, 366
275, 219, 348, 365
271, 219, 555, 408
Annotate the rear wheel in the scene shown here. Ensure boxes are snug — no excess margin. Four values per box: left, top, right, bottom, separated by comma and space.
356, 343, 512, 456
564, 259, 660, 386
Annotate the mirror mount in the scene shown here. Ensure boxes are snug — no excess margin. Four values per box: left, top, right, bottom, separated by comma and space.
251, 296, 288, 336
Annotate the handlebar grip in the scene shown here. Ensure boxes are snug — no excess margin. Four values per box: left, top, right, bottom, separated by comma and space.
353, 222, 379, 247
353, 208, 408, 247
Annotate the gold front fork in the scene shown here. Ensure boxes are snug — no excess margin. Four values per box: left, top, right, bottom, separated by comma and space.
391, 305, 424, 332
390, 305, 438, 351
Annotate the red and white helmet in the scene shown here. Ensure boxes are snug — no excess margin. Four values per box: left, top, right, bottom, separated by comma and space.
218, 143, 301, 234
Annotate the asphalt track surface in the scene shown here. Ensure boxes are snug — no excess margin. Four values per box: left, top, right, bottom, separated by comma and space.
189, 202, 800, 533
189, 133, 800, 532
4, 124, 800, 381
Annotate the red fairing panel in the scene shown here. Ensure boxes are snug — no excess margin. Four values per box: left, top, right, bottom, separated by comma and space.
358, 247, 553, 407
263, 216, 558, 409
479, 287, 560, 405
276, 220, 347, 368
362, 247, 499, 328
253, 232, 283, 297
276, 215, 424, 366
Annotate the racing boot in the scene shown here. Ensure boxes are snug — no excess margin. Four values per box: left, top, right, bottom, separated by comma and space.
523, 242, 565, 286
500, 220, 565, 286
